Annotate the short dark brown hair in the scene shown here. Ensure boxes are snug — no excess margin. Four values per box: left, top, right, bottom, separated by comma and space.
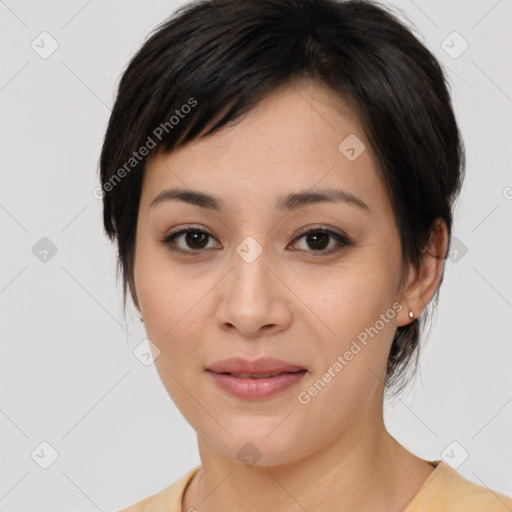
99, 0, 465, 393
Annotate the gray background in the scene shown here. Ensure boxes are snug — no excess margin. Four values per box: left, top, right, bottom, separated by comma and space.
1, 0, 511, 510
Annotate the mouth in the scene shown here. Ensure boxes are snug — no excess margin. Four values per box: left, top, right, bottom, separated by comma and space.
221, 371, 303, 378
206, 356, 307, 375
206, 370, 307, 400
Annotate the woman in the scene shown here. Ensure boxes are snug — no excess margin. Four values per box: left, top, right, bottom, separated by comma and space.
99, 0, 512, 510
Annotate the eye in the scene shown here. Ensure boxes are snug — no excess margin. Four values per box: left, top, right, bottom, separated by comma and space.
161, 225, 220, 253
289, 226, 352, 255
161, 224, 352, 256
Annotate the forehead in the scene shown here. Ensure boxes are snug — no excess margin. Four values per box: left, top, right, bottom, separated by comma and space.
140, 80, 385, 213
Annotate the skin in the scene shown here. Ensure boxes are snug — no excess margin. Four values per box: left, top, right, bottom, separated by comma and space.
132, 78, 448, 512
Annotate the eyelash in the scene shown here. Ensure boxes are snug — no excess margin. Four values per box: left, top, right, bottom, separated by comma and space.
160, 224, 353, 257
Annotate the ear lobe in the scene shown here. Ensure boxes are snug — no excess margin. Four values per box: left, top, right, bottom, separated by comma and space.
396, 218, 448, 327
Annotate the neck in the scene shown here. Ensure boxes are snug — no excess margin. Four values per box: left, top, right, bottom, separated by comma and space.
183, 412, 433, 512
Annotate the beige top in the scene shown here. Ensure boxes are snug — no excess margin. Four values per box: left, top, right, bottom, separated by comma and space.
118, 460, 512, 511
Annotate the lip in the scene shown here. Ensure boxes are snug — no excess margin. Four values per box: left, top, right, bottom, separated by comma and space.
207, 371, 307, 399
206, 357, 307, 400
206, 357, 306, 374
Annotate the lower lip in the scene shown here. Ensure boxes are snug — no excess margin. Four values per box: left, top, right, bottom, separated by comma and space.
207, 370, 307, 399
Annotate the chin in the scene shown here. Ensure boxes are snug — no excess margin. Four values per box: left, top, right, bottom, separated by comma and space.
199, 418, 313, 469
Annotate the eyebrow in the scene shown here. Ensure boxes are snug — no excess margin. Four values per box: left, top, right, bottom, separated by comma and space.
149, 186, 369, 212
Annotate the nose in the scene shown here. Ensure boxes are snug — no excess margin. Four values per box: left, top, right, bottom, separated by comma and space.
215, 245, 292, 338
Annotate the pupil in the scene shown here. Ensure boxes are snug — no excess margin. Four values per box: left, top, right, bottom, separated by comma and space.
183, 231, 331, 251
307, 231, 328, 250
186, 231, 208, 249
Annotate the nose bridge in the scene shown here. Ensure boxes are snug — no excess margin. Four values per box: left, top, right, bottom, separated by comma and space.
216, 234, 290, 336
230, 235, 271, 303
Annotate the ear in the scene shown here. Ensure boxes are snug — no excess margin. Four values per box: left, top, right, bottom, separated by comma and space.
396, 218, 448, 327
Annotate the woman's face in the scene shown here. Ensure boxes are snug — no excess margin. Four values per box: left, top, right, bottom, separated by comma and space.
133, 80, 413, 467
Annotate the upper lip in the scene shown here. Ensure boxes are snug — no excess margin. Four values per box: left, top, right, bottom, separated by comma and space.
206, 357, 306, 374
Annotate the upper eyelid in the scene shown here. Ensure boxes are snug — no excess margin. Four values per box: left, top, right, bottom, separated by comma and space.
164, 225, 350, 252
166, 225, 346, 240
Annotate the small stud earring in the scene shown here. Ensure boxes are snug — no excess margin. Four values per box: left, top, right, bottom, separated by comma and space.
408, 311, 414, 319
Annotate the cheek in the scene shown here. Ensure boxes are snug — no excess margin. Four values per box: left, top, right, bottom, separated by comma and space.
295, 285, 399, 431
135, 254, 208, 416
134, 246, 215, 386
135, 239, 205, 336
304, 252, 401, 384
308, 256, 399, 330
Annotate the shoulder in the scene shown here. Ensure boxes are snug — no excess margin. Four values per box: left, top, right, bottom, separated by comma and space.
407, 461, 512, 512
117, 466, 201, 512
